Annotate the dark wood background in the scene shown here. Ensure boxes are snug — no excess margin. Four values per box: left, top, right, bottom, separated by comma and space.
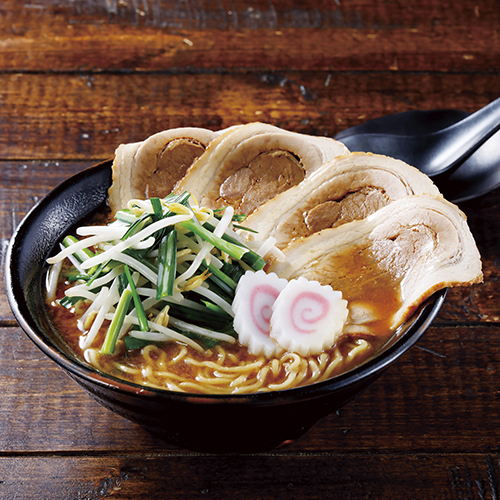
1, 0, 499, 498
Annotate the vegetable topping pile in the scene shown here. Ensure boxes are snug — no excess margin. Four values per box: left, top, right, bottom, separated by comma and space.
46, 192, 282, 355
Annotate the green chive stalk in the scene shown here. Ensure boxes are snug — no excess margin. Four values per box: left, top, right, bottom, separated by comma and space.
202, 222, 266, 270
180, 219, 248, 261
124, 264, 149, 332
62, 235, 95, 263
157, 229, 177, 299
100, 288, 133, 355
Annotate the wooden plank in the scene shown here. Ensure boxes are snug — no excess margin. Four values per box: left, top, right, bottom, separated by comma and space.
0, 324, 499, 454
0, 452, 499, 499
1, 25, 498, 73
0, 72, 498, 161
8, 0, 500, 31
1, 1, 499, 72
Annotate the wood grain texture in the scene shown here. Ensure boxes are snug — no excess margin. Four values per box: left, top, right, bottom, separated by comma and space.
1, 0, 499, 73
22, 0, 499, 31
1, 25, 498, 73
1, 452, 500, 499
0, 72, 499, 160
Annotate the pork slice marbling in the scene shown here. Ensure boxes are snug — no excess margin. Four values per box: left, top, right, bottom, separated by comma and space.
174, 122, 349, 214
269, 194, 483, 330
244, 152, 440, 248
108, 127, 219, 213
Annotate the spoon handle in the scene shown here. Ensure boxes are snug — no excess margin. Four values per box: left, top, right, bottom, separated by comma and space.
429, 96, 500, 175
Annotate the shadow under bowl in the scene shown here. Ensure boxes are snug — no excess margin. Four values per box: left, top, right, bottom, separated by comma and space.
5, 160, 446, 453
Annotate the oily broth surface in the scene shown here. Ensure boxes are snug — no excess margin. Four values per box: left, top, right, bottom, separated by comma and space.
297, 245, 405, 326
45, 209, 405, 394
47, 282, 390, 394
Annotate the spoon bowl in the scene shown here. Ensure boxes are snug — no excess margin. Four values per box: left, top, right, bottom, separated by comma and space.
334, 100, 500, 202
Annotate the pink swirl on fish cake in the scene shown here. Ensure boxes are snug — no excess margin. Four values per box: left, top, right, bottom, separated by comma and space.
250, 284, 281, 336
270, 276, 349, 356
290, 291, 330, 334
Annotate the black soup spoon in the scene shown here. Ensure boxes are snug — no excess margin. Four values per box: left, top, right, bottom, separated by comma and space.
334, 97, 500, 202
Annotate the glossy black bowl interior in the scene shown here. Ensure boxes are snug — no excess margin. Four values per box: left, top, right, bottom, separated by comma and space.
6, 160, 447, 453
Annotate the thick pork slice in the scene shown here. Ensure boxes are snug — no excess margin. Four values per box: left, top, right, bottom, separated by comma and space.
244, 152, 440, 248
174, 122, 349, 214
108, 127, 219, 214
269, 194, 483, 330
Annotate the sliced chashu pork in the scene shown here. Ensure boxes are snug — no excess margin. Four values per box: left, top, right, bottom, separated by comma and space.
269, 194, 482, 331
174, 122, 349, 214
244, 152, 440, 249
108, 127, 219, 214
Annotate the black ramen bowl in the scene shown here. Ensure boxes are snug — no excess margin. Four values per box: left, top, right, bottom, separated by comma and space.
6, 160, 447, 453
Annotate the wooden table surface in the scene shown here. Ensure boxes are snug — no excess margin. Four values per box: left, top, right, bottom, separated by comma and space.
1, 0, 500, 498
